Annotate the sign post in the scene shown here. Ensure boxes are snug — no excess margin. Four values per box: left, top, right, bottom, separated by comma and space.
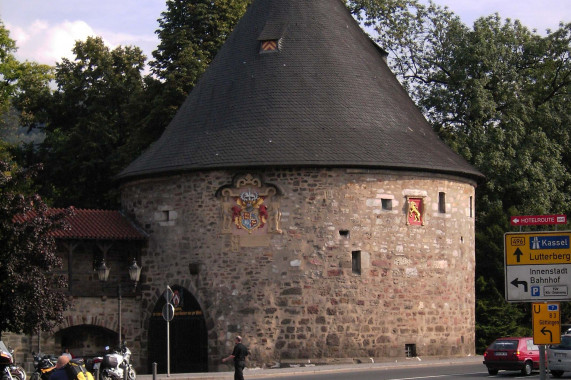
532, 302, 561, 345
504, 231, 571, 302
510, 215, 567, 227
163, 286, 175, 377
504, 218, 568, 380
532, 302, 561, 380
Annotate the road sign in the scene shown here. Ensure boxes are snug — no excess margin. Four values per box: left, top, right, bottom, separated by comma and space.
162, 302, 175, 321
165, 285, 174, 303
504, 231, 571, 302
532, 302, 561, 345
511, 215, 567, 226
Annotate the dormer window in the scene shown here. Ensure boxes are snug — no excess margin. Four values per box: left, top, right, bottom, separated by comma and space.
260, 39, 278, 52
258, 21, 286, 54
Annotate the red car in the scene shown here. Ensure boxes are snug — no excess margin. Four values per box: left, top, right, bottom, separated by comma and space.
483, 337, 542, 376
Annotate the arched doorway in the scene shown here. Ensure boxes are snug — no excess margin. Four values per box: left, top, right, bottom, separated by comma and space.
56, 325, 116, 360
148, 286, 208, 373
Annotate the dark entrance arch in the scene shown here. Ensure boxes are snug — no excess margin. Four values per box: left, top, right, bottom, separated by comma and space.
55, 325, 116, 360
148, 286, 208, 373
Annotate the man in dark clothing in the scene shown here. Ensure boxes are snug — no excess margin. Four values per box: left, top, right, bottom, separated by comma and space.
49, 356, 71, 380
222, 335, 249, 380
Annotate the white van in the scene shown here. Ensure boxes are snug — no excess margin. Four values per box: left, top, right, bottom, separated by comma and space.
548, 334, 571, 378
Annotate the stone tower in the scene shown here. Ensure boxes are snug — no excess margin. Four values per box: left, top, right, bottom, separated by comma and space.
118, 0, 483, 372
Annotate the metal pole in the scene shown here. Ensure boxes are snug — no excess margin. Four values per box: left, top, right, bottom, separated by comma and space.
152, 362, 157, 380
167, 319, 170, 377
118, 283, 122, 347
539, 345, 546, 380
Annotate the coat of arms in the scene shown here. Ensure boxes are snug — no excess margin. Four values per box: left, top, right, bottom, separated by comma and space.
219, 174, 282, 237
407, 197, 424, 226
232, 189, 268, 231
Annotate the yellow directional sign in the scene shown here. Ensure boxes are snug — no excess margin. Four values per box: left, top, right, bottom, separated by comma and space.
532, 302, 561, 345
504, 231, 571, 302
505, 231, 571, 265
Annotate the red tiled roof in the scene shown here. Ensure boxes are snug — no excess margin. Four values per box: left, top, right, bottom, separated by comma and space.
14, 208, 147, 240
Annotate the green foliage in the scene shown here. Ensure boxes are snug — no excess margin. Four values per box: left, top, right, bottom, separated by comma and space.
475, 276, 530, 353
351, 0, 571, 345
0, 22, 19, 117
30, 37, 147, 208
136, 0, 251, 151
0, 159, 72, 339
151, 0, 250, 102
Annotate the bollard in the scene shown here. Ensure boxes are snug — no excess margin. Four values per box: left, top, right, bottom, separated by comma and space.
152, 362, 157, 380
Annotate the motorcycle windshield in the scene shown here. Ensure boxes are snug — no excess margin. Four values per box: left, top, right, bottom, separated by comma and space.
0, 341, 10, 354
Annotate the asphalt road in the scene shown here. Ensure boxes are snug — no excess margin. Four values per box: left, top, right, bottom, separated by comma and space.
138, 355, 520, 380
138, 355, 571, 380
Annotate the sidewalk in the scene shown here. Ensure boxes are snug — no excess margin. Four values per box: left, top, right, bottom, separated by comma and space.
137, 355, 484, 380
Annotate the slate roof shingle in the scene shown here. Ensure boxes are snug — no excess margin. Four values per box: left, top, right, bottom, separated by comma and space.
13, 209, 147, 240
118, 0, 483, 181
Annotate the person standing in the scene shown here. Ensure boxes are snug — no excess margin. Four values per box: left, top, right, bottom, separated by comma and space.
222, 336, 249, 380
61, 348, 73, 359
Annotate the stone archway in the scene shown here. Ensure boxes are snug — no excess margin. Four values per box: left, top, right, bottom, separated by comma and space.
147, 285, 208, 373
55, 325, 116, 360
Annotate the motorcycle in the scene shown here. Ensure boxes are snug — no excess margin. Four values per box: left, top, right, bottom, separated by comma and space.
98, 344, 135, 380
0, 341, 26, 380
29, 353, 56, 380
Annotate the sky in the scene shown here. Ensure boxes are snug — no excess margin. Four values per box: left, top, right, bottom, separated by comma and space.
0, 0, 569, 68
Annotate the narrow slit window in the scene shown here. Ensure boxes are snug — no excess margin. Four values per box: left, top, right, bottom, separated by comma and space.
438, 192, 446, 213
352, 251, 361, 275
470, 196, 473, 218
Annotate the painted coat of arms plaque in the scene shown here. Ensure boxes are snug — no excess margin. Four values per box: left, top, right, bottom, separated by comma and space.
219, 174, 282, 249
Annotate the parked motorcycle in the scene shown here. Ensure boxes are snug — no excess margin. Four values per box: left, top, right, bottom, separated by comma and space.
8, 357, 26, 380
0, 341, 25, 380
98, 344, 135, 380
29, 353, 56, 380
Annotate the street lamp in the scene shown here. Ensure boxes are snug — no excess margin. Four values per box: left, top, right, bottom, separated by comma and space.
97, 258, 142, 346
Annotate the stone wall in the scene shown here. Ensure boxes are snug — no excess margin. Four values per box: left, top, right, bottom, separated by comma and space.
120, 168, 477, 370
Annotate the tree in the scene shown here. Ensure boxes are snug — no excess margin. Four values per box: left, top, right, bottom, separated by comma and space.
29, 37, 147, 208
0, 160, 72, 339
129, 0, 251, 153
151, 0, 250, 106
0, 21, 18, 117
349, 1, 571, 350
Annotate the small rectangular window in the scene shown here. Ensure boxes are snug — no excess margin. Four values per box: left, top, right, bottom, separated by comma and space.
260, 40, 278, 52
382, 198, 392, 210
405, 344, 417, 357
438, 192, 446, 213
469, 196, 473, 218
352, 251, 361, 275
339, 230, 350, 238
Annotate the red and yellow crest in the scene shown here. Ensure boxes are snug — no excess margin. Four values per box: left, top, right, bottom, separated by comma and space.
231, 189, 268, 232
407, 198, 423, 225
220, 174, 282, 240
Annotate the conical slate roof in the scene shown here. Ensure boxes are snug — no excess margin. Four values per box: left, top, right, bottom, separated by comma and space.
118, 0, 482, 181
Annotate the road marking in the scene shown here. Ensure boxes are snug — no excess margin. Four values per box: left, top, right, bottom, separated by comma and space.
387, 373, 486, 380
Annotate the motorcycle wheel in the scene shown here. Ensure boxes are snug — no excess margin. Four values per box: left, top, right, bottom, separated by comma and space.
10, 367, 25, 380
29, 373, 40, 380
127, 367, 136, 380
2, 370, 13, 380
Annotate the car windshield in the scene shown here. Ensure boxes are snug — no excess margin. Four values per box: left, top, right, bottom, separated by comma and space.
550, 336, 571, 350
491, 340, 519, 349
